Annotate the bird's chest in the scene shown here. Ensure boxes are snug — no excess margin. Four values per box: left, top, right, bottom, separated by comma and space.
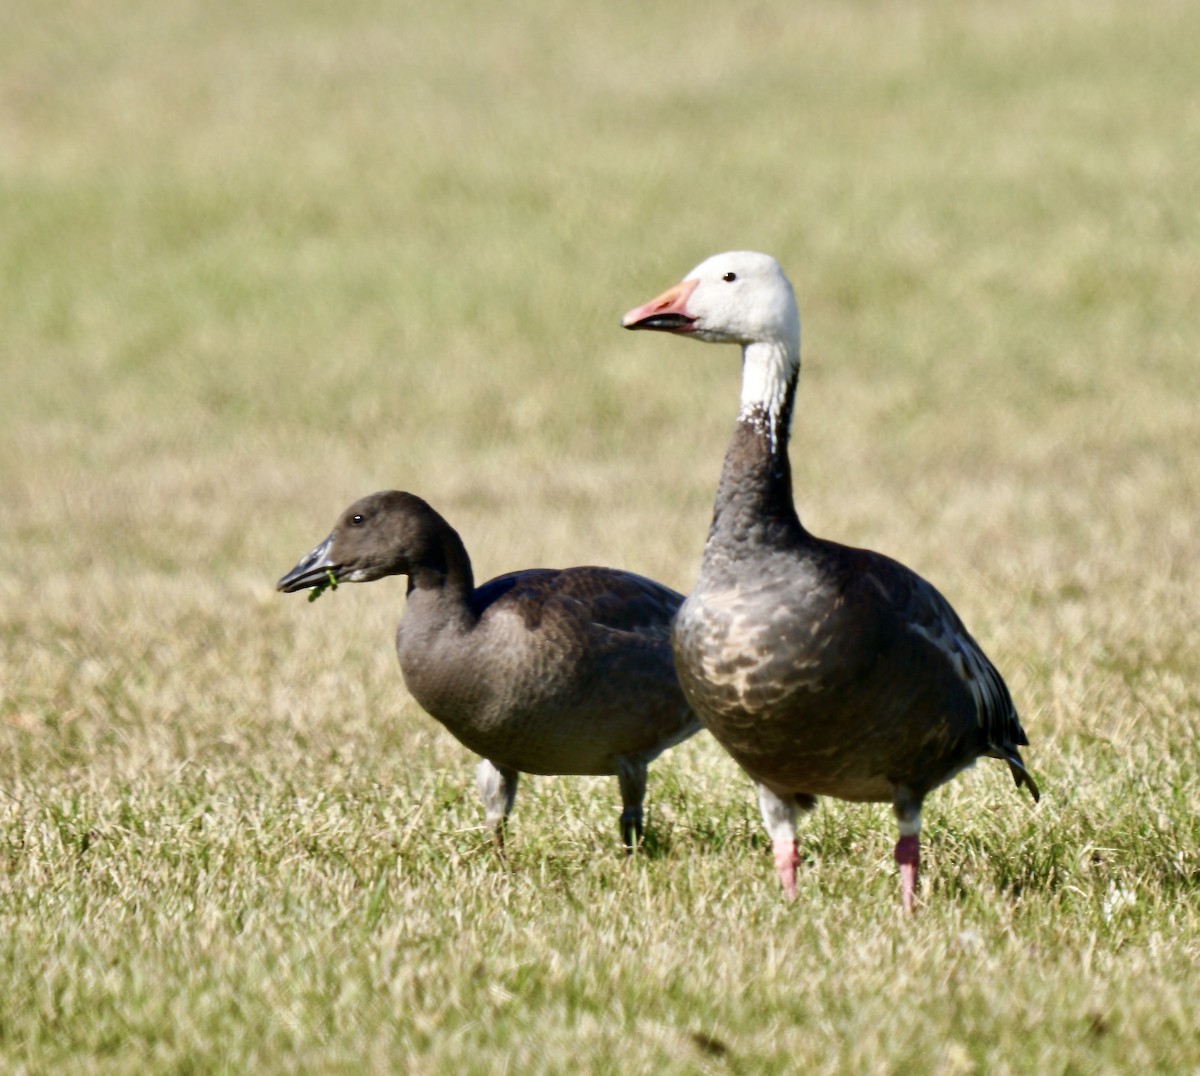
673, 577, 880, 763
395, 612, 574, 753
674, 582, 825, 719
395, 622, 494, 730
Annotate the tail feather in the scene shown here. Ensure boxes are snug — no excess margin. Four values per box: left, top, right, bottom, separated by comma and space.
1001, 750, 1040, 803
987, 744, 1040, 803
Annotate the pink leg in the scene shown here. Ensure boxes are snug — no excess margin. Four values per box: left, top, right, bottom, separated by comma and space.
773, 839, 800, 900
894, 834, 920, 914
758, 784, 804, 900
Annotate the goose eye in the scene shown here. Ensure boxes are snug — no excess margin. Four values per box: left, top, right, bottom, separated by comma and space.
722, 272, 737, 283
350, 514, 365, 527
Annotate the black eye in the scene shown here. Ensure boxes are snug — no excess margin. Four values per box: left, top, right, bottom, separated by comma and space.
350, 514, 365, 526
722, 272, 737, 282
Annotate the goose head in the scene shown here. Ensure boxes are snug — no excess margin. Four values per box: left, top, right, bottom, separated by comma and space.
621, 251, 800, 355
277, 490, 446, 592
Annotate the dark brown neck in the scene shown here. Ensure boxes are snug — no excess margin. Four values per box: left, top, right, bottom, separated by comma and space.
405, 520, 477, 617
703, 376, 807, 565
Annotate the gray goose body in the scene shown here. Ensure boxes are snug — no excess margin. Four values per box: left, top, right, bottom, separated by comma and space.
279, 491, 701, 849
624, 251, 1038, 910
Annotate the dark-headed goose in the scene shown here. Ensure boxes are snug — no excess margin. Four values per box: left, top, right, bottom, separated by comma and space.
623, 252, 1038, 912
278, 491, 701, 851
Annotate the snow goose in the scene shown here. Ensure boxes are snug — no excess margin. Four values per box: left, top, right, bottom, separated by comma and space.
623, 251, 1038, 911
278, 491, 701, 851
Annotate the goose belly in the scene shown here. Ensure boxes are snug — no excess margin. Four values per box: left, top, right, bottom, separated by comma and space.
401, 662, 608, 776
399, 643, 687, 779
672, 587, 971, 802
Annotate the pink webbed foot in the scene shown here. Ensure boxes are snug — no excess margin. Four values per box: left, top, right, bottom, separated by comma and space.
773, 839, 800, 900
894, 834, 920, 914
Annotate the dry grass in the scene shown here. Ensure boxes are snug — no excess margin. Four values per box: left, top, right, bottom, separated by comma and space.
2, 0, 1199, 1071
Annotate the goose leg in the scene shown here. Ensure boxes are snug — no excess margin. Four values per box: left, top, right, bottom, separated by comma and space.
477, 759, 519, 852
892, 790, 923, 915
758, 784, 801, 899
615, 757, 647, 853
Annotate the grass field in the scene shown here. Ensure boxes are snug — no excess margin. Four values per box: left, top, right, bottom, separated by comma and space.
3, 0, 1199, 1070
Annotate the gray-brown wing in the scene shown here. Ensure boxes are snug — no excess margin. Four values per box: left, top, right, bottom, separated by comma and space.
479, 566, 683, 638
852, 547, 1039, 799
473, 566, 698, 763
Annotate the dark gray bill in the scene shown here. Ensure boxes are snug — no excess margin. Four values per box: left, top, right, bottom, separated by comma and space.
277, 534, 337, 592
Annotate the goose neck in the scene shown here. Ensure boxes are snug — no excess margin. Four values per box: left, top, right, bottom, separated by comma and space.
738, 338, 798, 448
404, 526, 477, 626
705, 339, 805, 555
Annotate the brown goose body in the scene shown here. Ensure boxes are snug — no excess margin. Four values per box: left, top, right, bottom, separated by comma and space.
278, 491, 701, 849
624, 251, 1038, 910
397, 564, 694, 779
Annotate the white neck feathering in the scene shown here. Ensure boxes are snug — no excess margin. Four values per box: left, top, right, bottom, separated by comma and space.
738, 339, 799, 447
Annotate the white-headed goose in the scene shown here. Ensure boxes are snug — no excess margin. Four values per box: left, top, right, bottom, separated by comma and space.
623, 252, 1038, 911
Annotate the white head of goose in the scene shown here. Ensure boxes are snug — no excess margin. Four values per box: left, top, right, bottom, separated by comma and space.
623, 251, 1038, 913
278, 490, 701, 852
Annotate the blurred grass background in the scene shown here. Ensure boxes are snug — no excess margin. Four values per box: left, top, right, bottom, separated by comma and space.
2, 0, 1198, 1071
